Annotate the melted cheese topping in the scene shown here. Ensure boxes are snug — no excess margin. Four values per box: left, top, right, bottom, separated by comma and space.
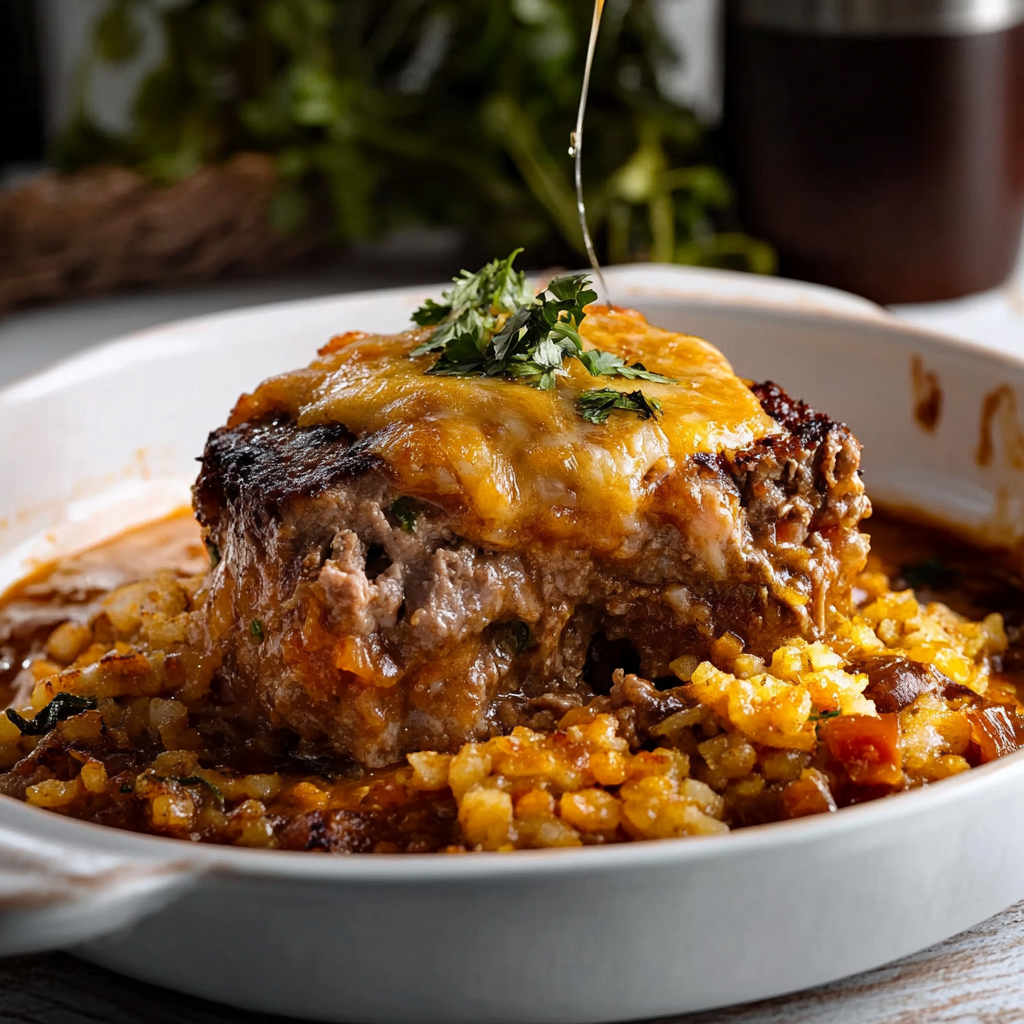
230, 306, 780, 555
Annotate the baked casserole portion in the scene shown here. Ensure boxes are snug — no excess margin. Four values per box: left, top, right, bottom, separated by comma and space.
193, 301, 869, 768
7, 259, 1020, 853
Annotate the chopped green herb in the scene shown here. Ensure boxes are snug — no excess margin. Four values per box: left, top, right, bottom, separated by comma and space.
810, 709, 841, 723
576, 389, 664, 425
507, 622, 537, 657
119, 780, 135, 794
901, 557, 957, 591
411, 250, 533, 357
204, 537, 221, 568
175, 775, 225, 803
411, 252, 675, 398
390, 497, 419, 533
250, 619, 265, 642
150, 774, 225, 804
5, 693, 98, 737
577, 349, 675, 383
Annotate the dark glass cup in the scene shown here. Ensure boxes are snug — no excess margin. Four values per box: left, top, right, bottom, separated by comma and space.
725, 0, 1024, 304
0, 0, 44, 170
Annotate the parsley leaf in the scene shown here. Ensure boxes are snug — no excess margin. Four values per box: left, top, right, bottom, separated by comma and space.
410, 250, 532, 357
6, 693, 98, 737
250, 619, 265, 642
426, 267, 597, 388
411, 252, 678, 416
576, 389, 664, 425
578, 350, 675, 384
391, 497, 419, 532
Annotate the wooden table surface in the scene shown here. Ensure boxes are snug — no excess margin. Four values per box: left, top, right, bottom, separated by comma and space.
1, 900, 1023, 1023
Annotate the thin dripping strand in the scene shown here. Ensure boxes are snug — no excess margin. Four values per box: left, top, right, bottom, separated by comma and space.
570, 0, 610, 304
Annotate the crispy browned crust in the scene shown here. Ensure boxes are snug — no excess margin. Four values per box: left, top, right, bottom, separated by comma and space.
194, 417, 384, 535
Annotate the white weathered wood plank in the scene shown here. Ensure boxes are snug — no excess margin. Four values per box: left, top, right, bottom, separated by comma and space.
664, 901, 1024, 1024
2, 902, 1024, 1023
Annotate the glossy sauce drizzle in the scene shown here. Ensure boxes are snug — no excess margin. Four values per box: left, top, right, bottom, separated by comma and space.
570, 0, 610, 301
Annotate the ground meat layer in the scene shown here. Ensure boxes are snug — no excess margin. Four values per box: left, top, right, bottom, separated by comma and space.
0, 530, 1019, 852
192, 382, 870, 768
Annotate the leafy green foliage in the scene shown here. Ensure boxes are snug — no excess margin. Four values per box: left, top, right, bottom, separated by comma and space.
6, 694, 98, 737
577, 349, 673, 382
93, 0, 144, 64
576, 388, 663, 424
413, 252, 676, 396
811, 707, 842, 737
56, 0, 772, 271
420, 264, 596, 388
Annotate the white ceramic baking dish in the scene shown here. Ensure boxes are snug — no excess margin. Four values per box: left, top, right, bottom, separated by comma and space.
1, 265, 1023, 1023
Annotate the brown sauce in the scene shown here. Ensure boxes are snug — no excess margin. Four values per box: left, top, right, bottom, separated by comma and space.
976, 383, 1024, 470
0, 511, 206, 708
910, 355, 942, 433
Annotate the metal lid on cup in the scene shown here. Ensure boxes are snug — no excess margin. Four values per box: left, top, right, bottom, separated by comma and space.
730, 0, 1024, 36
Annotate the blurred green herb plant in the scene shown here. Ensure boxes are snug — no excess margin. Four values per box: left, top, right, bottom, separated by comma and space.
56, 0, 773, 272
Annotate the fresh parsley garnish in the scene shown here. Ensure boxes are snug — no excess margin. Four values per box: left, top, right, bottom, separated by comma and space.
411, 250, 533, 358
576, 389, 664, 425
578, 350, 670, 381
410, 251, 676, 399
250, 619, 265, 642
901, 557, 957, 591
390, 497, 419, 533
6, 693, 98, 737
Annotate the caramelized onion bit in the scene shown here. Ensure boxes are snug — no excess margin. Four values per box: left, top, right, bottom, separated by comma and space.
861, 655, 948, 714
966, 704, 1024, 764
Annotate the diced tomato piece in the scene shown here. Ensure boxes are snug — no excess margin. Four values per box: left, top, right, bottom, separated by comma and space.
967, 703, 1024, 764
819, 713, 903, 787
782, 769, 837, 818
